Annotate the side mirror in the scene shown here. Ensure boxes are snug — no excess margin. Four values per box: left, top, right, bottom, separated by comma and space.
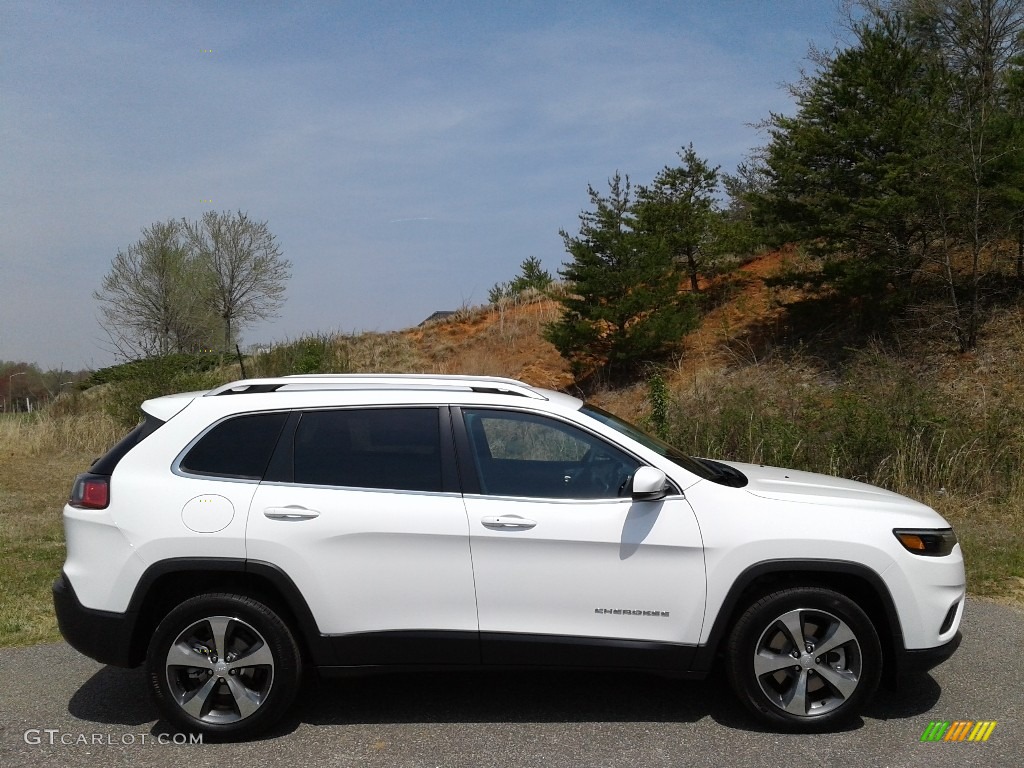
631, 467, 668, 501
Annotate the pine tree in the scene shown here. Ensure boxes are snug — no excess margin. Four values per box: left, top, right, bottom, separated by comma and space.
754, 3, 1024, 347
754, 15, 941, 315
635, 144, 721, 294
545, 174, 698, 381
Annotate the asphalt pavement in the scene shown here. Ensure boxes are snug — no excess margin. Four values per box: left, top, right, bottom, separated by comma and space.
0, 599, 1020, 768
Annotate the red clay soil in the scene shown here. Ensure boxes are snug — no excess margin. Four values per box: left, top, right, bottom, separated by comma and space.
399, 249, 793, 391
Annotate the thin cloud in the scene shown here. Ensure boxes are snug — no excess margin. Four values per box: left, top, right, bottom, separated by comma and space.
1, 1, 838, 368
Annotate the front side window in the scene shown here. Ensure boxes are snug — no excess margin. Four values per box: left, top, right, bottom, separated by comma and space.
462, 409, 640, 499
293, 408, 443, 492
581, 404, 746, 486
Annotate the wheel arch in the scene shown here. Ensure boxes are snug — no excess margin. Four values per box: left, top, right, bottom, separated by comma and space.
693, 559, 904, 678
125, 558, 335, 668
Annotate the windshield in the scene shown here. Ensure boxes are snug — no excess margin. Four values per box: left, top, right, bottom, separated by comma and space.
580, 404, 718, 481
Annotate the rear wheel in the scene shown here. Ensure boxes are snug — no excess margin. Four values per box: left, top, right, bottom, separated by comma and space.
725, 587, 881, 730
146, 593, 301, 739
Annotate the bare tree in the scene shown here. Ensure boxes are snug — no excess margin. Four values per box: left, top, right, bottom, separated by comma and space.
95, 220, 212, 358
185, 211, 292, 352
913, 0, 1024, 348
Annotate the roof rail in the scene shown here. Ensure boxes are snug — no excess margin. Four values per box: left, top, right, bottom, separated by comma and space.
205, 374, 547, 400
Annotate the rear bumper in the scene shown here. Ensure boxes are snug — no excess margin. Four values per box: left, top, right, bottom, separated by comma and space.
52, 573, 138, 667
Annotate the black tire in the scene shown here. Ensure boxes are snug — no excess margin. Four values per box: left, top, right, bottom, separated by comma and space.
725, 587, 882, 731
146, 593, 302, 740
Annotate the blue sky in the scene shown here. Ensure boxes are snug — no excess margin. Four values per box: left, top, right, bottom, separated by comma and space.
1, 1, 841, 370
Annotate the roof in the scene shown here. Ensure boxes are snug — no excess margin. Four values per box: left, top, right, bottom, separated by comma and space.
205, 373, 549, 400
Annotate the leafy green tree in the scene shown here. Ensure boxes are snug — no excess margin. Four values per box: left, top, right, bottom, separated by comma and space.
1005, 52, 1024, 280
635, 145, 720, 293
545, 173, 698, 381
515, 255, 553, 292
761, 1, 1024, 347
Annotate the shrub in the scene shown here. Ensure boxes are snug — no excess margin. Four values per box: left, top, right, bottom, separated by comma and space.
666, 350, 1024, 501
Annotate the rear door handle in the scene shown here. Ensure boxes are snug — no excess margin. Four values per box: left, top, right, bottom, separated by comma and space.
264, 506, 320, 521
481, 515, 537, 530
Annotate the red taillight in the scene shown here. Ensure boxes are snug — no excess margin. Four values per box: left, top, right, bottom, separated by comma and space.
70, 475, 109, 509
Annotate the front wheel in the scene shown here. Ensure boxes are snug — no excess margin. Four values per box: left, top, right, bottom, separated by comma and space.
725, 587, 882, 731
146, 593, 302, 739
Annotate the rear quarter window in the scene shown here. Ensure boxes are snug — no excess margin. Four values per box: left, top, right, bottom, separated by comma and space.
90, 414, 165, 475
179, 412, 289, 480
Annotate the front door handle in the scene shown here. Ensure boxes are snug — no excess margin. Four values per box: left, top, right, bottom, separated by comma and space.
264, 506, 320, 521
481, 515, 537, 530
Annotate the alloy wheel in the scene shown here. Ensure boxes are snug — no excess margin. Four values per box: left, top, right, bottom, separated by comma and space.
752, 607, 863, 717
164, 615, 275, 725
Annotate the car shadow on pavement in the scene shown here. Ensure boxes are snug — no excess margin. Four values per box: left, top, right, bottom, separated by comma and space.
68, 665, 157, 726
295, 668, 742, 728
65, 663, 943, 738
295, 666, 945, 732
863, 672, 942, 720
67, 664, 303, 740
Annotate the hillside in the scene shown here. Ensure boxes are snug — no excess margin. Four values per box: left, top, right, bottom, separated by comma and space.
397, 248, 1024, 437
405, 296, 573, 391
399, 250, 793, 399
391, 248, 812, 420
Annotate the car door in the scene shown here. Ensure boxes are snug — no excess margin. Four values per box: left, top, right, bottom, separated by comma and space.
246, 406, 479, 665
454, 407, 706, 668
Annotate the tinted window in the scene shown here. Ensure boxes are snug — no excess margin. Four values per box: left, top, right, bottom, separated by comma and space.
180, 412, 289, 480
294, 408, 442, 492
580, 404, 741, 484
463, 409, 640, 499
91, 414, 165, 475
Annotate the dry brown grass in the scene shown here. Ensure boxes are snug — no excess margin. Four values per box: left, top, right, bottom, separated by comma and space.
405, 298, 573, 388
345, 332, 424, 373
0, 412, 123, 458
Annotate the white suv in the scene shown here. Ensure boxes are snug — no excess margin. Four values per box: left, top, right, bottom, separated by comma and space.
53, 374, 965, 738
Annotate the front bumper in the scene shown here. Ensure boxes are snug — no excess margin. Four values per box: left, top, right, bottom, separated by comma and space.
52, 572, 138, 668
898, 630, 963, 674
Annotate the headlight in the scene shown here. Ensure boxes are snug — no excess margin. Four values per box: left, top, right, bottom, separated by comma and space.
893, 528, 958, 557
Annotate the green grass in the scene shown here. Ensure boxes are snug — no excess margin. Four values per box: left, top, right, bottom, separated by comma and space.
0, 407, 123, 647
939, 498, 1024, 598
0, 451, 89, 646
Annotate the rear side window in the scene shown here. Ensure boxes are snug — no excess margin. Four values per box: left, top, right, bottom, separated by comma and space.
293, 408, 442, 492
180, 412, 289, 480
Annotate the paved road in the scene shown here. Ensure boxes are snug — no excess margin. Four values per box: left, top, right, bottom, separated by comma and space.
0, 599, 1020, 768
